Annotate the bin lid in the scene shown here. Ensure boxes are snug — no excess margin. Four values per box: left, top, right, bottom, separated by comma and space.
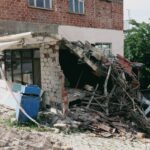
22, 85, 41, 96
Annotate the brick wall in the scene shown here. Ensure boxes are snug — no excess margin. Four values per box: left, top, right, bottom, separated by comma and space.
40, 42, 62, 105
0, 0, 123, 30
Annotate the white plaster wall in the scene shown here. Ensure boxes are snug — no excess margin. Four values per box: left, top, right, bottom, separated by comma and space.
58, 25, 124, 56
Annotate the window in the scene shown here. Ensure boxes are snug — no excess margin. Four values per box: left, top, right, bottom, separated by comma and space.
28, 0, 52, 9
69, 0, 84, 14
4, 49, 41, 86
95, 43, 112, 57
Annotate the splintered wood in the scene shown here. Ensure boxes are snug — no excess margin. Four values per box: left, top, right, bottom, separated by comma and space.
62, 39, 150, 137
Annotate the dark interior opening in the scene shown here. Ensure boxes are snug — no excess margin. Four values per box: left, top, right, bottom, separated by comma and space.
59, 45, 105, 90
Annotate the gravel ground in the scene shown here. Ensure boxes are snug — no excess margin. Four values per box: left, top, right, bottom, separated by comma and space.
0, 105, 150, 150
55, 133, 150, 150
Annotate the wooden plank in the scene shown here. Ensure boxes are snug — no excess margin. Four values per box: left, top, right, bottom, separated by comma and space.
0, 32, 32, 42
64, 41, 98, 71
86, 84, 99, 108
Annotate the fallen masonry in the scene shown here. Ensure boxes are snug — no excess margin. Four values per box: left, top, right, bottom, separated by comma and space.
0, 32, 150, 139
54, 39, 150, 138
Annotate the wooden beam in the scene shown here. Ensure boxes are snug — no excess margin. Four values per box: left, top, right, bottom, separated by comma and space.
0, 32, 32, 42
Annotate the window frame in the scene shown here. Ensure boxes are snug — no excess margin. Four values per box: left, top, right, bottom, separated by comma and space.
94, 43, 112, 57
69, 0, 85, 14
4, 49, 41, 86
28, 0, 53, 10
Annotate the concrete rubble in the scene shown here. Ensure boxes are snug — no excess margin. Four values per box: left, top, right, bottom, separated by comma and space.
0, 33, 150, 149
1, 105, 150, 150
50, 39, 150, 138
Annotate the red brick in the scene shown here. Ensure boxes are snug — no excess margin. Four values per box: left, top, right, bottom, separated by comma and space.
0, 0, 123, 30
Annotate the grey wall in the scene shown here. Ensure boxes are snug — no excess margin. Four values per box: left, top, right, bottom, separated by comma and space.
0, 20, 58, 35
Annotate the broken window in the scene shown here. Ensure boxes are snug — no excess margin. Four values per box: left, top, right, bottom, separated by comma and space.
4, 49, 41, 86
69, 0, 84, 14
28, 0, 52, 9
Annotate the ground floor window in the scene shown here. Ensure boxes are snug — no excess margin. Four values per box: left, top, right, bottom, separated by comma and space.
4, 49, 41, 86
94, 43, 112, 57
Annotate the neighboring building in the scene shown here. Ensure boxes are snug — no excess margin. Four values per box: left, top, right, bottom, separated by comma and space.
0, 0, 124, 55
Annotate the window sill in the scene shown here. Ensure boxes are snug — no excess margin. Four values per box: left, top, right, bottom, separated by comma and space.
68, 11, 85, 16
28, 5, 54, 11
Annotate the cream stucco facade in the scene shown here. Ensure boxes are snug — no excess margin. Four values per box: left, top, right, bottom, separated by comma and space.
58, 25, 124, 56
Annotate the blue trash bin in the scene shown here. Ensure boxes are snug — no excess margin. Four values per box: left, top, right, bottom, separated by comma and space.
16, 85, 41, 123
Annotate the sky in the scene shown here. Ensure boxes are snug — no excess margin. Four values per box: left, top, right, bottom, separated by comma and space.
124, 0, 150, 22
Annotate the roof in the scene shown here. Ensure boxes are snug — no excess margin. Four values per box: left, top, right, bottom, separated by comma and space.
0, 32, 61, 52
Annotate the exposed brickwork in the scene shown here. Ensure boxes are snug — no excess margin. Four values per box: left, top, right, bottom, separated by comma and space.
0, 0, 123, 30
40, 42, 62, 105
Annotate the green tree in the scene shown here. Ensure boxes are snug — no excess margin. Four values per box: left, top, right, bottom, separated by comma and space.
125, 20, 150, 89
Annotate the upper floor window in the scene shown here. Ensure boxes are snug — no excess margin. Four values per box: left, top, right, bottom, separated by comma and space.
28, 0, 52, 9
69, 0, 84, 14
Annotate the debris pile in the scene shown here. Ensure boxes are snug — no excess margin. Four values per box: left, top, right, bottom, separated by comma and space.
59, 39, 150, 137
69, 107, 135, 138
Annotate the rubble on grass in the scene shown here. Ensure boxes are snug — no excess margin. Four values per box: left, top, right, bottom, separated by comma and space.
1, 38, 150, 140
56, 39, 150, 138
0, 105, 73, 150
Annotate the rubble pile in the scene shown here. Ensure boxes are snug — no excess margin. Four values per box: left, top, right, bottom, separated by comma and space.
69, 107, 135, 138
60, 39, 150, 137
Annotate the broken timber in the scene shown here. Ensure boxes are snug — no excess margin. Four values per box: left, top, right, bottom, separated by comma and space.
62, 38, 99, 72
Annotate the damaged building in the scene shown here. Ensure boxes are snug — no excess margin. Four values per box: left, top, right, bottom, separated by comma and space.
1, 32, 150, 136
0, 32, 119, 108
0, 0, 124, 107
1, 1, 150, 137
0, 0, 124, 56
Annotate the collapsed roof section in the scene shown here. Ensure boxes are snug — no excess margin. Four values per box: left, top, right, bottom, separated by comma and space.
61, 38, 141, 80
0, 32, 142, 90
62, 39, 102, 72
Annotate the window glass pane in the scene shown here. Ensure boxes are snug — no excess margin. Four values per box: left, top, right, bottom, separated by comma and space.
22, 51, 32, 58
69, 0, 74, 12
5, 51, 12, 81
22, 59, 33, 84
13, 60, 22, 83
22, 59, 32, 73
28, 0, 35, 6
75, 0, 79, 13
22, 73, 33, 85
13, 51, 21, 59
34, 50, 40, 58
95, 43, 112, 57
79, 1, 84, 14
36, 0, 44, 7
5, 51, 11, 59
6, 64, 12, 82
102, 44, 109, 49
45, 0, 50, 9
95, 45, 102, 49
